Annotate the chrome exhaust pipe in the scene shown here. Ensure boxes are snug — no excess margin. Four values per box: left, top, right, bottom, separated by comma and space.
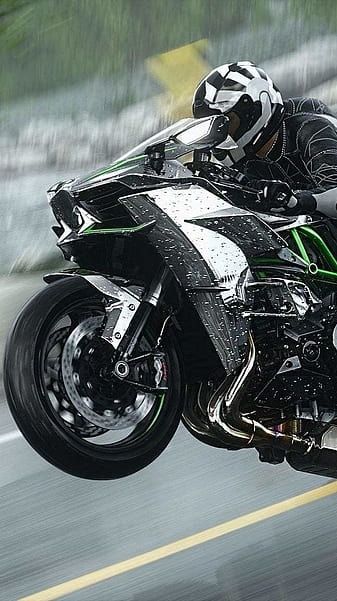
207, 332, 313, 454
182, 384, 230, 449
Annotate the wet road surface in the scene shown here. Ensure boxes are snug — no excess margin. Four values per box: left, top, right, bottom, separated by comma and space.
1, 395, 336, 601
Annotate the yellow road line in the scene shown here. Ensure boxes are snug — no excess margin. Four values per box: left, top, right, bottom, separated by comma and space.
146, 40, 210, 118
147, 40, 209, 99
19, 480, 337, 601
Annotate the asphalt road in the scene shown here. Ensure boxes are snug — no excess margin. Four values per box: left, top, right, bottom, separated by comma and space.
1, 395, 337, 601
1, 275, 337, 601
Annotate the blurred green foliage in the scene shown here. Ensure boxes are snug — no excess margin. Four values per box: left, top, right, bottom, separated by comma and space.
290, 0, 337, 24
0, 0, 272, 102
0, 0, 336, 104
0, 0, 28, 17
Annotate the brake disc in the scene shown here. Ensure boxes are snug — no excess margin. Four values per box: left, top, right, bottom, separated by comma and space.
61, 316, 156, 430
44, 327, 107, 437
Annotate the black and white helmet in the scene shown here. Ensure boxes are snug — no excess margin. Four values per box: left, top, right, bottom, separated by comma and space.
192, 61, 284, 164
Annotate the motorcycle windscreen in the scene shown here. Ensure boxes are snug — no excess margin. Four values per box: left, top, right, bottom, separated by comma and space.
73, 120, 195, 188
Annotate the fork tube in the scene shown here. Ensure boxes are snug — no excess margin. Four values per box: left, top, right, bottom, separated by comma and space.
118, 266, 172, 359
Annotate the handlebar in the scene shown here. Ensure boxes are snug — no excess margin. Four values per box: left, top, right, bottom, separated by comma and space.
184, 158, 260, 209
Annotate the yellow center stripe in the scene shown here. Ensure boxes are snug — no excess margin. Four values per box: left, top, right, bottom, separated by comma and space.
19, 480, 337, 601
147, 40, 209, 100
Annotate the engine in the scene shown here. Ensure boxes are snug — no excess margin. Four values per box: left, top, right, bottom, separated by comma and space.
247, 289, 337, 425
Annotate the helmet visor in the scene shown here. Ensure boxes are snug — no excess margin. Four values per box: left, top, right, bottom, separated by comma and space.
208, 90, 244, 111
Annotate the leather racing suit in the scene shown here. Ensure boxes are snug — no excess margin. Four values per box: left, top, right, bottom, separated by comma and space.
223, 97, 337, 218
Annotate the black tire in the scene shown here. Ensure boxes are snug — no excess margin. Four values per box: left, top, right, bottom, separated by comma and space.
4, 277, 183, 479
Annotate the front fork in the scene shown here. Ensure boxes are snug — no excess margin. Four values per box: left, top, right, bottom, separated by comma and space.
112, 266, 173, 360
102, 266, 174, 393
103, 265, 173, 358
45, 267, 175, 393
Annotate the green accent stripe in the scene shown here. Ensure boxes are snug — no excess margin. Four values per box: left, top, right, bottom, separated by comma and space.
251, 257, 282, 265
80, 154, 146, 184
145, 394, 165, 434
82, 223, 151, 235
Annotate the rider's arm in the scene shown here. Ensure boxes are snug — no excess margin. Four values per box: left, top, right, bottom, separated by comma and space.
292, 116, 337, 218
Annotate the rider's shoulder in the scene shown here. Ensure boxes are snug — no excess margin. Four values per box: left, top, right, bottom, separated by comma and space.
284, 97, 337, 148
284, 96, 333, 118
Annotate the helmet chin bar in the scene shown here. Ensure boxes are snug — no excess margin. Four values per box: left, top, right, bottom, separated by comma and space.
246, 102, 285, 156
234, 92, 273, 151
224, 101, 285, 165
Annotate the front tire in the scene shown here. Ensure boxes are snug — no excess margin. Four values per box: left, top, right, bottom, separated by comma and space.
4, 277, 183, 479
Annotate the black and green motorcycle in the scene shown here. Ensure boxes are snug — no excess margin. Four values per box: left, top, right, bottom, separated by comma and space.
5, 114, 337, 480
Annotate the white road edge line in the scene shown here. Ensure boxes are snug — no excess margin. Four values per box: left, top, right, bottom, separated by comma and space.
0, 429, 22, 444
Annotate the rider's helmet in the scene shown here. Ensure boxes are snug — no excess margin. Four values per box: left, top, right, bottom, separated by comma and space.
192, 61, 284, 164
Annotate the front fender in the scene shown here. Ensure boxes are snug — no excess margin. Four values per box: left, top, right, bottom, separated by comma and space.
44, 269, 138, 301
44, 270, 141, 350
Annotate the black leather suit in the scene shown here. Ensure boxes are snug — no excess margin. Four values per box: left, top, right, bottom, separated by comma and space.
234, 97, 337, 218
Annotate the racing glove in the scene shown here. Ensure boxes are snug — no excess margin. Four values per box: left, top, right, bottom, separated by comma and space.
254, 180, 316, 215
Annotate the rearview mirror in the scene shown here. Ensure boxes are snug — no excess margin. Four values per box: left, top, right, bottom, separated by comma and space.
172, 115, 229, 149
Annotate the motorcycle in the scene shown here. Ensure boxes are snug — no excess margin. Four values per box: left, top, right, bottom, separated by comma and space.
5, 113, 337, 479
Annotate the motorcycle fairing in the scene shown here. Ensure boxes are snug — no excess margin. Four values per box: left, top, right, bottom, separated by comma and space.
186, 205, 284, 258
123, 185, 248, 287
144, 185, 249, 286
120, 185, 251, 373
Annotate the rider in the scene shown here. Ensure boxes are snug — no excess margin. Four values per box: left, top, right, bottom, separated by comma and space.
192, 61, 337, 217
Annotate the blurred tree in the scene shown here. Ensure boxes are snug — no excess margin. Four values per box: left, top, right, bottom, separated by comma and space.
289, 0, 337, 27
0, 0, 35, 49
0, 0, 29, 18
0, 0, 273, 103
2, 0, 337, 104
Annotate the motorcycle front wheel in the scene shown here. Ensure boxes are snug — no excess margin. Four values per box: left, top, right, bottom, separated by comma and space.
4, 277, 182, 479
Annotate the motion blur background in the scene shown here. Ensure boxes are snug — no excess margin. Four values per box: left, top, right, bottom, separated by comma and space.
3, 2, 337, 599
3, 0, 337, 275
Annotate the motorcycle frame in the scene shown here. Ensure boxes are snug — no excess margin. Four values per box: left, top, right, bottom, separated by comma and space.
249, 218, 337, 276
291, 226, 337, 282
